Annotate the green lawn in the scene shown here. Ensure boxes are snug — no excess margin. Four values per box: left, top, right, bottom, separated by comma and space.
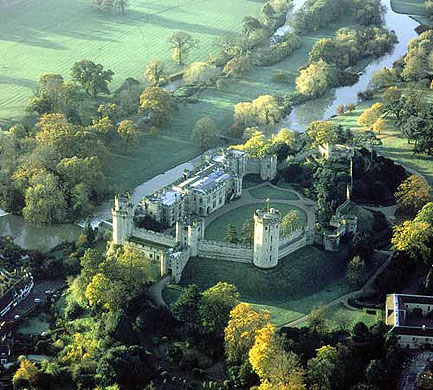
330, 90, 433, 185
248, 185, 299, 200
391, 0, 427, 16
204, 202, 307, 241
180, 245, 351, 326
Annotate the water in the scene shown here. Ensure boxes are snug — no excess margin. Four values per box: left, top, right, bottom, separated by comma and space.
0, 0, 420, 251
285, 0, 419, 132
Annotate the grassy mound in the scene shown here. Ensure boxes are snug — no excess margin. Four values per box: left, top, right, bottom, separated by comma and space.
180, 246, 348, 302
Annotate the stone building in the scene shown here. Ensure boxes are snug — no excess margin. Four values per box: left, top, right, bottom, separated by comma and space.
253, 208, 281, 268
386, 293, 433, 349
140, 149, 277, 228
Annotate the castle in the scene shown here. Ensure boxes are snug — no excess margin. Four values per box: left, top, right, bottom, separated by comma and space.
111, 145, 357, 283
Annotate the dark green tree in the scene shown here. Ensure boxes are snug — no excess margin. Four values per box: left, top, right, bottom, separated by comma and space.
71, 60, 114, 97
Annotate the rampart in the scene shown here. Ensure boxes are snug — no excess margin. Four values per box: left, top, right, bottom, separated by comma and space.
198, 240, 253, 263
132, 228, 176, 247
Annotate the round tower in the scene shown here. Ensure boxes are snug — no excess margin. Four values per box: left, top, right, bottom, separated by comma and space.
112, 195, 134, 245
253, 207, 280, 268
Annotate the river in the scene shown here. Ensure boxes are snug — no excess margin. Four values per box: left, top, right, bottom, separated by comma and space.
0, 0, 420, 251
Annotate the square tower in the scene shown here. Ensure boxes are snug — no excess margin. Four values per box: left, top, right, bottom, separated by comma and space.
253, 208, 281, 268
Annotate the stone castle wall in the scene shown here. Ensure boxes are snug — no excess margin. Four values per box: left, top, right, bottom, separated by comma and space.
198, 240, 253, 263
132, 228, 176, 247
278, 236, 308, 259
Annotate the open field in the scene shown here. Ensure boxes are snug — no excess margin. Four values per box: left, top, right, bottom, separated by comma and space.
180, 245, 351, 326
0, 0, 263, 122
390, 0, 432, 26
204, 202, 307, 241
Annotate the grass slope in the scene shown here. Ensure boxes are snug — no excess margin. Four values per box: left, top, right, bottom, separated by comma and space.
180, 245, 351, 326
391, 0, 427, 16
330, 91, 433, 185
248, 185, 299, 200
204, 202, 307, 241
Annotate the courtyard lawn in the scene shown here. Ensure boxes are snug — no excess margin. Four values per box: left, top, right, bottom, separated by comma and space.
330, 90, 433, 185
180, 245, 351, 326
248, 185, 299, 200
204, 202, 307, 241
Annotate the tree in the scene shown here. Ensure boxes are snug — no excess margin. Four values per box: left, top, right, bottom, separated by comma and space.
225, 303, 270, 365
184, 61, 218, 85
223, 55, 250, 77
249, 323, 305, 389
231, 131, 269, 158
240, 218, 255, 245
171, 284, 202, 333
71, 60, 114, 97
139, 87, 174, 125
372, 118, 386, 134
13, 357, 40, 390
281, 210, 301, 236
357, 103, 384, 128
98, 103, 124, 122
336, 104, 345, 116
22, 170, 67, 224
346, 103, 356, 114
391, 220, 432, 261
306, 121, 338, 147
395, 175, 432, 214
296, 59, 335, 97
382, 86, 403, 119
85, 273, 122, 312
168, 31, 197, 66
144, 60, 167, 86
191, 117, 219, 150
225, 224, 238, 244
242, 16, 264, 37
114, 0, 129, 14
199, 282, 240, 335
369, 67, 397, 89
117, 120, 140, 145
346, 255, 365, 286
306, 345, 340, 390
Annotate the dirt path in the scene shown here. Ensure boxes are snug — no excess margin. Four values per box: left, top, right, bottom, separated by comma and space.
148, 276, 174, 308
282, 249, 393, 328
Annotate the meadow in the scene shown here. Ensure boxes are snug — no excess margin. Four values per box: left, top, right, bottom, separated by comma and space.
390, 0, 431, 25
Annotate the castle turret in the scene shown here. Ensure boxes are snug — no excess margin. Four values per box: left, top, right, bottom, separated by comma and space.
253, 207, 280, 268
187, 218, 205, 257
260, 155, 277, 181
112, 195, 134, 245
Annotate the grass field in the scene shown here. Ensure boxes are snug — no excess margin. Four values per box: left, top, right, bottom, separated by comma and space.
204, 202, 307, 241
330, 91, 433, 185
180, 245, 351, 326
390, 0, 432, 26
248, 185, 299, 200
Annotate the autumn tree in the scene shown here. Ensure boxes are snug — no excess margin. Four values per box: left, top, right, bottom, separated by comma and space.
199, 282, 240, 335
231, 131, 269, 158
336, 104, 345, 116
346, 255, 365, 286
391, 220, 432, 261
306, 345, 341, 390
281, 210, 301, 236
372, 118, 386, 134
191, 117, 219, 150
139, 86, 174, 125
168, 31, 197, 66
225, 224, 238, 244
249, 324, 305, 389
223, 55, 250, 77
357, 102, 384, 128
71, 60, 114, 97
382, 86, 403, 118
13, 357, 41, 389
296, 59, 335, 97
395, 174, 432, 214
233, 95, 282, 127
346, 103, 356, 114
117, 120, 140, 145
184, 62, 218, 85
144, 60, 167, 86
306, 121, 338, 147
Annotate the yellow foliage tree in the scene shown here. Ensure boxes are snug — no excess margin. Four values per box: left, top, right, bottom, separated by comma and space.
249, 324, 305, 389
391, 220, 432, 261
13, 358, 40, 389
224, 303, 270, 364
306, 121, 338, 147
372, 118, 386, 134
395, 175, 432, 214
357, 103, 384, 128
230, 131, 269, 158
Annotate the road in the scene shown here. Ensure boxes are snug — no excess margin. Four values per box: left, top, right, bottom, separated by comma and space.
397, 351, 433, 390
2, 280, 64, 322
